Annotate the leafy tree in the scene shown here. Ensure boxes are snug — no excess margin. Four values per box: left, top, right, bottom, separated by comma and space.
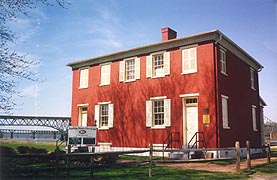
0, 0, 68, 114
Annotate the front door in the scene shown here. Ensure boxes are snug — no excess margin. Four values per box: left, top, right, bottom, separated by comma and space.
183, 98, 198, 147
78, 106, 88, 127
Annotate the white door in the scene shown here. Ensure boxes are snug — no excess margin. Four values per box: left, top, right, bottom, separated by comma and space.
183, 98, 198, 147
79, 107, 88, 127
81, 113, 87, 127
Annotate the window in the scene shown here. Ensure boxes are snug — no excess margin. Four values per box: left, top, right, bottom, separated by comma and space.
100, 63, 111, 85
78, 105, 88, 126
182, 47, 197, 74
146, 52, 170, 78
221, 95, 229, 129
252, 105, 257, 131
100, 104, 109, 127
119, 57, 140, 82
94, 103, 114, 129
250, 68, 256, 90
153, 100, 164, 125
79, 68, 88, 88
146, 97, 171, 128
153, 54, 164, 77
220, 49, 227, 75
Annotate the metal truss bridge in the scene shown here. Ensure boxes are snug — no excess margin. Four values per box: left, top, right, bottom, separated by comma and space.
0, 115, 70, 132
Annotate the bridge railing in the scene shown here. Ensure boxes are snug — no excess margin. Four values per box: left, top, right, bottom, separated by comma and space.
0, 115, 70, 132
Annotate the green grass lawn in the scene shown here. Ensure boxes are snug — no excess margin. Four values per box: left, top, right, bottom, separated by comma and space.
90, 166, 248, 180
0, 141, 276, 179
244, 160, 277, 175
0, 140, 64, 153
2, 165, 249, 180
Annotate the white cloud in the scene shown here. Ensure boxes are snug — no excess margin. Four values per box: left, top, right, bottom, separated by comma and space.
7, 8, 48, 43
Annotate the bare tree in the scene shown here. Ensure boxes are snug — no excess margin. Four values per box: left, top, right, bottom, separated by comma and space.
0, 0, 68, 114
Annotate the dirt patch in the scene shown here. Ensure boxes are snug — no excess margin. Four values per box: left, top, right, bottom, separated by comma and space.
157, 157, 277, 173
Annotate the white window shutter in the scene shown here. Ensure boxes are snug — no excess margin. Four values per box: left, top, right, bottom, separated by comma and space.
107, 64, 111, 84
94, 105, 100, 128
119, 61, 125, 82
164, 99, 171, 127
222, 97, 228, 128
80, 68, 88, 88
146, 55, 152, 78
146, 100, 152, 127
108, 104, 114, 128
164, 52, 170, 75
252, 106, 257, 131
135, 58, 140, 80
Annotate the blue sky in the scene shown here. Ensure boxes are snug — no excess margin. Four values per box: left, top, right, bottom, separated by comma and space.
10, 0, 277, 122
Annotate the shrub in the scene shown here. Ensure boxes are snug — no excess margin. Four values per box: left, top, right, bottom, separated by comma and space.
17, 146, 30, 154
30, 147, 47, 154
0, 146, 16, 156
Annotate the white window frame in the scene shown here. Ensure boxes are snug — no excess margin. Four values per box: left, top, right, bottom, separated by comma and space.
119, 57, 140, 82
95, 102, 114, 130
182, 46, 197, 74
79, 68, 89, 88
221, 95, 230, 129
252, 105, 258, 131
100, 63, 111, 86
146, 51, 170, 78
250, 68, 256, 90
220, 49, 227, 76
146, 96, 171, 129
77, 104, 88, 127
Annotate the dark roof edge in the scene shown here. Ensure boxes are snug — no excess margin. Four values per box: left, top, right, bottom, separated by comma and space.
67, 30, 263, 71
216, 30, 263, 71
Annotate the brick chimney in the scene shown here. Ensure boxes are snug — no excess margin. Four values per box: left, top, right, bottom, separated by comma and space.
161, 27, 177, 41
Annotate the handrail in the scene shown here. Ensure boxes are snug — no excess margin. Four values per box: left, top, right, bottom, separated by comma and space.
162, 132, 181, 159
162, 132, 181, 150
188, 132, 207, 149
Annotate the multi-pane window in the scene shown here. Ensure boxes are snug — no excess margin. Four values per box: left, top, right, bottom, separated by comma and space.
100, 104, 109, 127
182, 47, 197, 74
146, 52, 170, 78
100, 63, 111, 85
95, 103, 114, 129
153, 100, 164, 126
250, 68, 256, 90
221, 95, 229, 129
220, 49, 227, 75
252, 105, 257, 131
146, 97, 171, 128
186, 98, 198, 104
153, 54, 164, 77
79, 68, 88, 88
119, 58, 140, 82
78, 106, 88, 126
125, 59, 135, 80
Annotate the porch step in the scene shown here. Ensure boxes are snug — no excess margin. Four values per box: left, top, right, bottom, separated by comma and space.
168, 151, 188, 159
168, 150, 205, 159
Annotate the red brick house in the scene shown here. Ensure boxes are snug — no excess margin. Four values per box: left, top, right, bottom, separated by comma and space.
67, 28, 264, 154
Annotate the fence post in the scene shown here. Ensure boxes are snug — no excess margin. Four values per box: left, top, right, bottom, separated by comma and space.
246, 140, 251, 170
162, 143, 165, 160
235, 141, 240, 174
149, 144, 153, 177
66, 145, 71, 180
90, 154, 94, 178
266, 143, 271, 164
55, 149, 59, 179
